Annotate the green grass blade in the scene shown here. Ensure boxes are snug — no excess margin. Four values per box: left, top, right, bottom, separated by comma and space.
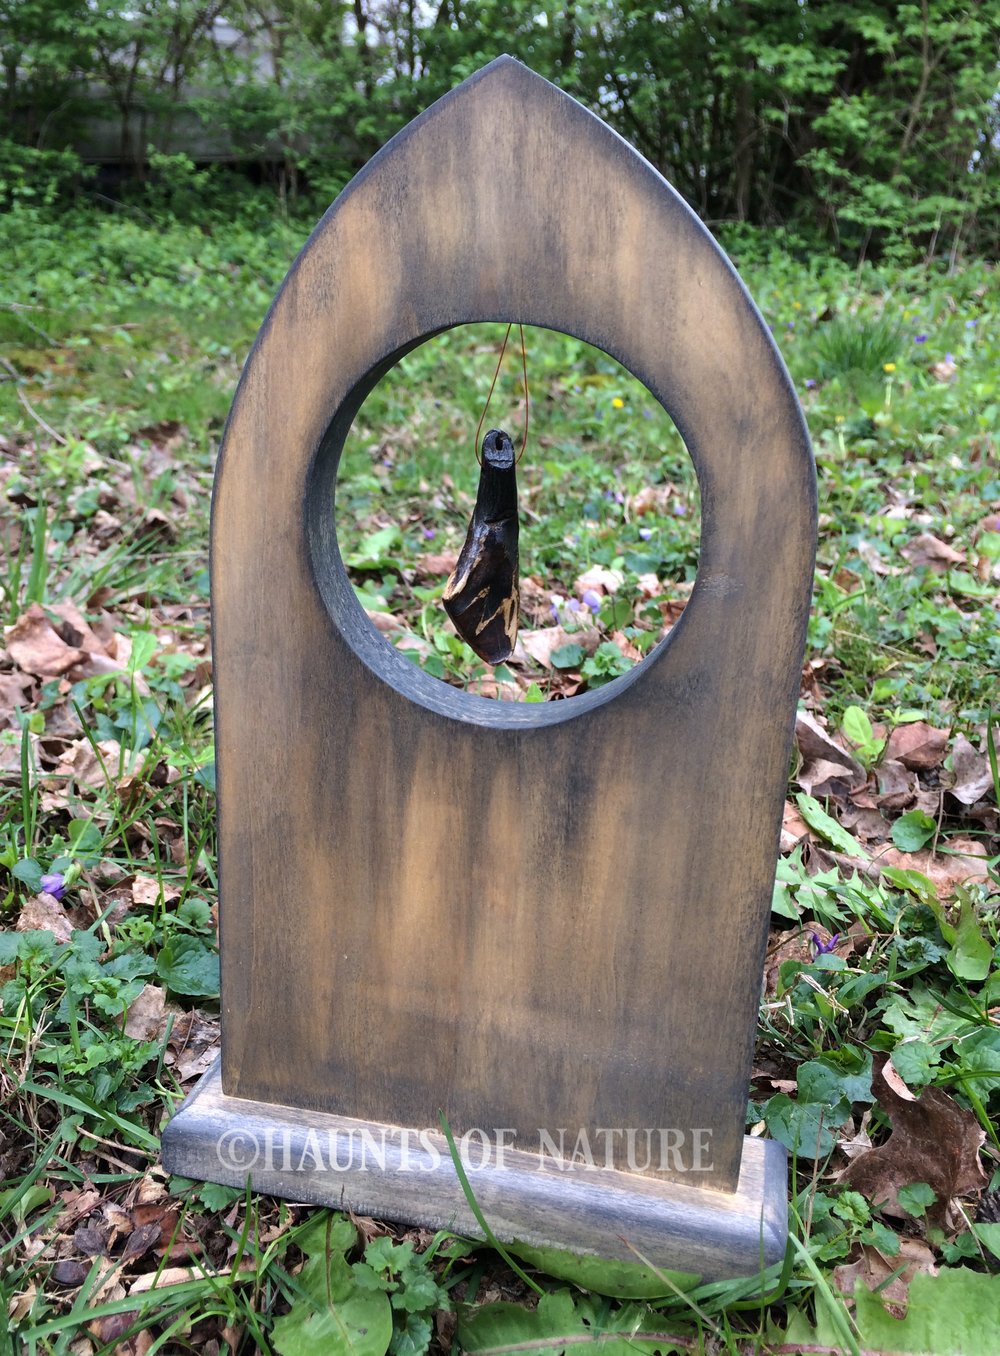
437, 1109, 545, 1296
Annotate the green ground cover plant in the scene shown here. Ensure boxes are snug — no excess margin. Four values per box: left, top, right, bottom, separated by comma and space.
0, 201, 998, 1353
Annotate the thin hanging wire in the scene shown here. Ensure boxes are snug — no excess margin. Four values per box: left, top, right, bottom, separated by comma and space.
516, 323, 529, 464
474, 323, 529, 465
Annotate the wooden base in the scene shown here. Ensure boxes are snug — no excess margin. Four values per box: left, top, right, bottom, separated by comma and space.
162, 1060, 787, 1284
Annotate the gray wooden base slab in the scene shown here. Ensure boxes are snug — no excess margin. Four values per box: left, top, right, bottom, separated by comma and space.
162, 1059, 787, 1284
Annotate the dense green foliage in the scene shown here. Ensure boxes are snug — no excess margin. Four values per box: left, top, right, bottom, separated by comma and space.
0, 184, 997, 1351
2, 1, 998, 258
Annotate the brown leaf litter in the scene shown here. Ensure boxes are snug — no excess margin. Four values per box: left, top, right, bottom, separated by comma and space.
838, 1055, 987, 1231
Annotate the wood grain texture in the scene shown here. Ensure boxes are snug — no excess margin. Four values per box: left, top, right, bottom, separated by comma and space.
208, 56, 816, 1193
162, 1060, 787, 1283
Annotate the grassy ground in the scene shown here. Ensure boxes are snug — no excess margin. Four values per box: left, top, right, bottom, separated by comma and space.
0, 199, 998, 1354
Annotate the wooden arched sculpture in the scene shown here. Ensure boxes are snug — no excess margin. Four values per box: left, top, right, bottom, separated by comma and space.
163, 56, 816, 1283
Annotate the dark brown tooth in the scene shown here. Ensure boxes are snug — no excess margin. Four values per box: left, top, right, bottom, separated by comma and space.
443, 429, 520, 664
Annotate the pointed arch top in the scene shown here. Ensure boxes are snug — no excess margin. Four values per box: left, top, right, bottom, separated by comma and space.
213, 53, 815, 728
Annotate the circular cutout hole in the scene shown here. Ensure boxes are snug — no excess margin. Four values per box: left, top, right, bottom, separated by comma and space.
335, 324, 700, 702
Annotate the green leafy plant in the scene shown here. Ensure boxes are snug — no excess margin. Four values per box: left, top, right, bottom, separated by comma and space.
1, 201, 997, 1353
270, 1215, 456, 1356
841, 704, 886, 768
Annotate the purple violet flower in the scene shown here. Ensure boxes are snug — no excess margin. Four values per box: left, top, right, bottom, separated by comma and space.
582, 589, 603, 612
422, 526, 436, 540
639, 527, 654, 540
40, 872, 66, 900
810, 931, 839, 955
805, 378, 817, 389
915, 333, 927, 344
966, 319, 977, 329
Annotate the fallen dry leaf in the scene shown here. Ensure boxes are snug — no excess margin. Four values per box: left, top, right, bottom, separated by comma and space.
88, 1309, 137, 1346
882, 1058, 918, 1102
102, 1202, 134, 1239
628, 484, 673, 516
875, 758, 918, 810
74, 1222, 108, 1258
51, 738, 122, 791
839, 1055, 987, 1230
0, 737, 26, 775
946, 733, 995, 806
900, 532, 965, 572
120, 1223, 162, 1265
124, 984, 176, 1041
130, 875, 181, 909
0, 669, 34, 721
833, 1237, 937, 1318
84, 1254, 124, 1309
53, 1189, 103, 1233
116, 763, 179, 815
393, 633, 432, 661
132, 1200, 180, 1240
838, 1122, 874, 1161
6, 1281, 38, 1326
795, 709, 866, 776
795, 709, 866, 797
111, 1330, 155, 1356
90, 884, 135, 927
48, 599, 109, 654
51, 1260, 89, 1288
516, 625, 600, 670
128, 1266, 196, 1294
89, 508, 122, 543
761, 1077, 798, 1095
132, 1172, 169, 1207
877, 838, 989, 897
166, 1009, 221, 1083
884, 721, 949, 770
797, 757, 865, 799
4, 602, 86, 677
610, 629, 642, 663
657, 595, 688, 631
780, 800, 810, 852
413, 551, 459, 580
17, 893, 73, 943
516, 574, 556, 625
838, 805, 892, 845
856, 538, 902, 576
136, 507, 176, 542
574, 564, 624, 596
171, 1041, 221, 1083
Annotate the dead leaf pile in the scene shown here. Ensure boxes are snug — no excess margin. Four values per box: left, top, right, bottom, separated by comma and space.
791, 710, 996, 897
839, 1056, 988, 1231
834, 1237, 938, 1318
